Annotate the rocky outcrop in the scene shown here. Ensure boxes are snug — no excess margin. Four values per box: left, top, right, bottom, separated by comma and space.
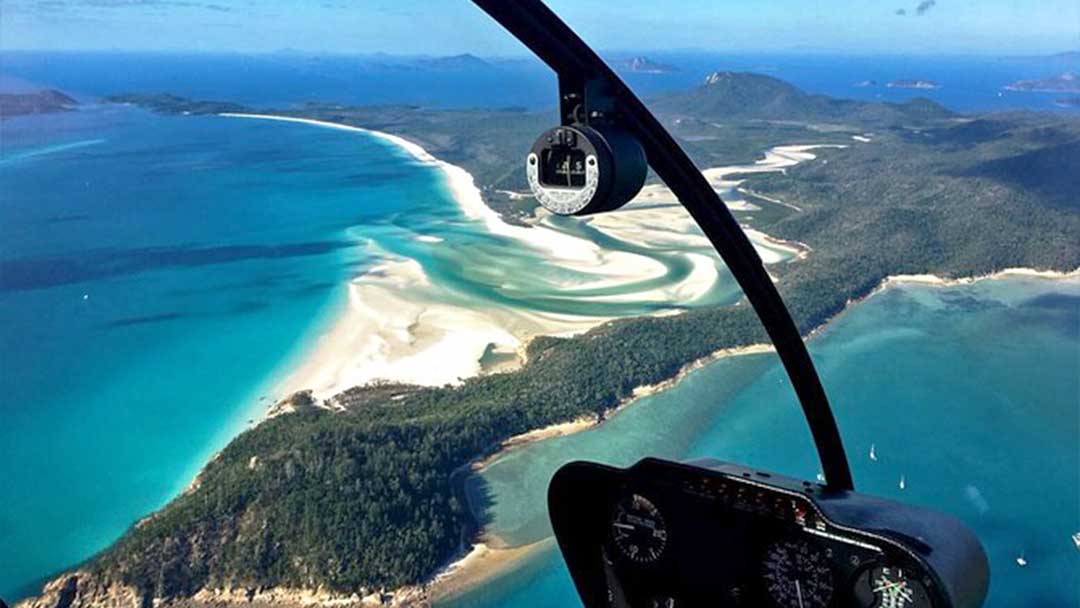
16, 572, 142, 608
265, 391, 321, 418
186, 585, 429, 607
18, 575, 431, 608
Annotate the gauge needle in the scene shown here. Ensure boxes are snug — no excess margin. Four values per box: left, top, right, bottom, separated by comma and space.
873, 581, 903, 593
795, 579, 805, 608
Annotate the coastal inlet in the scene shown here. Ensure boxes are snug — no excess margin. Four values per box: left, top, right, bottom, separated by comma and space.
242, 114, 818, 398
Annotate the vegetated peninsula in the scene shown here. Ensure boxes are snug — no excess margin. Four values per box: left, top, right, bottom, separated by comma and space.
1005, 72, 1080, 93
0, 89, 78, 118
22, 72, 1080, 608
886, 79, 941, 89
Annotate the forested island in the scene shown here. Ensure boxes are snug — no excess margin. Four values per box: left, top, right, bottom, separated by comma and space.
1005, 72, 1080, 93
20, 72, 1080, 608
103, 93, 249, 116
617, 56, 679, 74
886, 79, 941, 89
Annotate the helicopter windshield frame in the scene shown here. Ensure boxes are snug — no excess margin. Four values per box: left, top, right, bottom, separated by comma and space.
472, 0, 855, 492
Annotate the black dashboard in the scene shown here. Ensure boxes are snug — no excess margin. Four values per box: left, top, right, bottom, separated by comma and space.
548, 458, 989, 608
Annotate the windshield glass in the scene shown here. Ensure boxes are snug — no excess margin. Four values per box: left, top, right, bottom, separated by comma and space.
1, 2, 1077, 607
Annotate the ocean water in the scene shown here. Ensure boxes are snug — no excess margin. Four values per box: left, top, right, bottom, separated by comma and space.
1, 50, 1077, 114
444, 277, 1080, 608
0, 108, 434, 600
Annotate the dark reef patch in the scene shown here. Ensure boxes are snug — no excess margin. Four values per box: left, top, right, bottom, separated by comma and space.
0, 241, 351, 292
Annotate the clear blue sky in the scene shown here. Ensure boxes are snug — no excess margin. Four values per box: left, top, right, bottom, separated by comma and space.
2, 0, 1077, 55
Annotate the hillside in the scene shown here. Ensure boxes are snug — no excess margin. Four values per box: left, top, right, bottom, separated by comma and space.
651, 71, 953, 125
22, 73, 1080, 608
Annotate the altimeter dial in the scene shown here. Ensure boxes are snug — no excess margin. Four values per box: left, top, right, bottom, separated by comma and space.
761, 538, 835, 608
611, 493, 668, 564
855, 566, 932, 608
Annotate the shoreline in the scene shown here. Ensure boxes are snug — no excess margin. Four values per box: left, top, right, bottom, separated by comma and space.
219, 113, 807, 402
882, 266, 1080, 287
425, 538, 555, 605
219, 114, 629, 397
424, 342, 778, 602
426, 266, 1080, 602
471, 342, 778, 471
811, 266, 1080, 340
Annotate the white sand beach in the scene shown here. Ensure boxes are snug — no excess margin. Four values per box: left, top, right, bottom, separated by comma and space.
426, 538, 555, 603
221, 113, 817, 401
885, 267, 1080, 287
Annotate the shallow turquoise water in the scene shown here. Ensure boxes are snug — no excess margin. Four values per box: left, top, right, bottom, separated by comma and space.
0, 108, 745, 602
0, 108, 464, 600
444, 277, 1080, 608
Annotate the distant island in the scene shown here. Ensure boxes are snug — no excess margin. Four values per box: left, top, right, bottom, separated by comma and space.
1055, 96, 1080, 108
103, 93, 248, 115
417, 53, 492, 71
0, 89, 77, 118
853, 79, 877, 88
1005, 72, 1080, 93
887, 79, 941, 90
618, 56, 679, 74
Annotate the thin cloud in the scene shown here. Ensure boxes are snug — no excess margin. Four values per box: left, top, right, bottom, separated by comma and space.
20, 0, 234, 11
895, 1, 936, 17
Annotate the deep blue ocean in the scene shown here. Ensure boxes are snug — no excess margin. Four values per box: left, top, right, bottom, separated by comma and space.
2, 50, 1078, 113
1, 51, 1077, 605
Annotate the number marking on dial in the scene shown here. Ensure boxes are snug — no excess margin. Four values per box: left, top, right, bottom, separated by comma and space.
761, 539, 835, 608
611, 494, 668, 564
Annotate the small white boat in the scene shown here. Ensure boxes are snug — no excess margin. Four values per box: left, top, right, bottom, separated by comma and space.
869, 444, 877, 462
1016, 554, 1027, 567
899, 475, 906, 491
1072, 532, 1080, 551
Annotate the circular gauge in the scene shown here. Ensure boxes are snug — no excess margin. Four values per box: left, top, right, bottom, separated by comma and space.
854, 566, 932, 608
526, 124, 647, 216
761, 538, 835, 608
611, 493, 668, 564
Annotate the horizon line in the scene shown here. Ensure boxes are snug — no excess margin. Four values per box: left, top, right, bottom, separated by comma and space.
1, 47, 1078, 59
